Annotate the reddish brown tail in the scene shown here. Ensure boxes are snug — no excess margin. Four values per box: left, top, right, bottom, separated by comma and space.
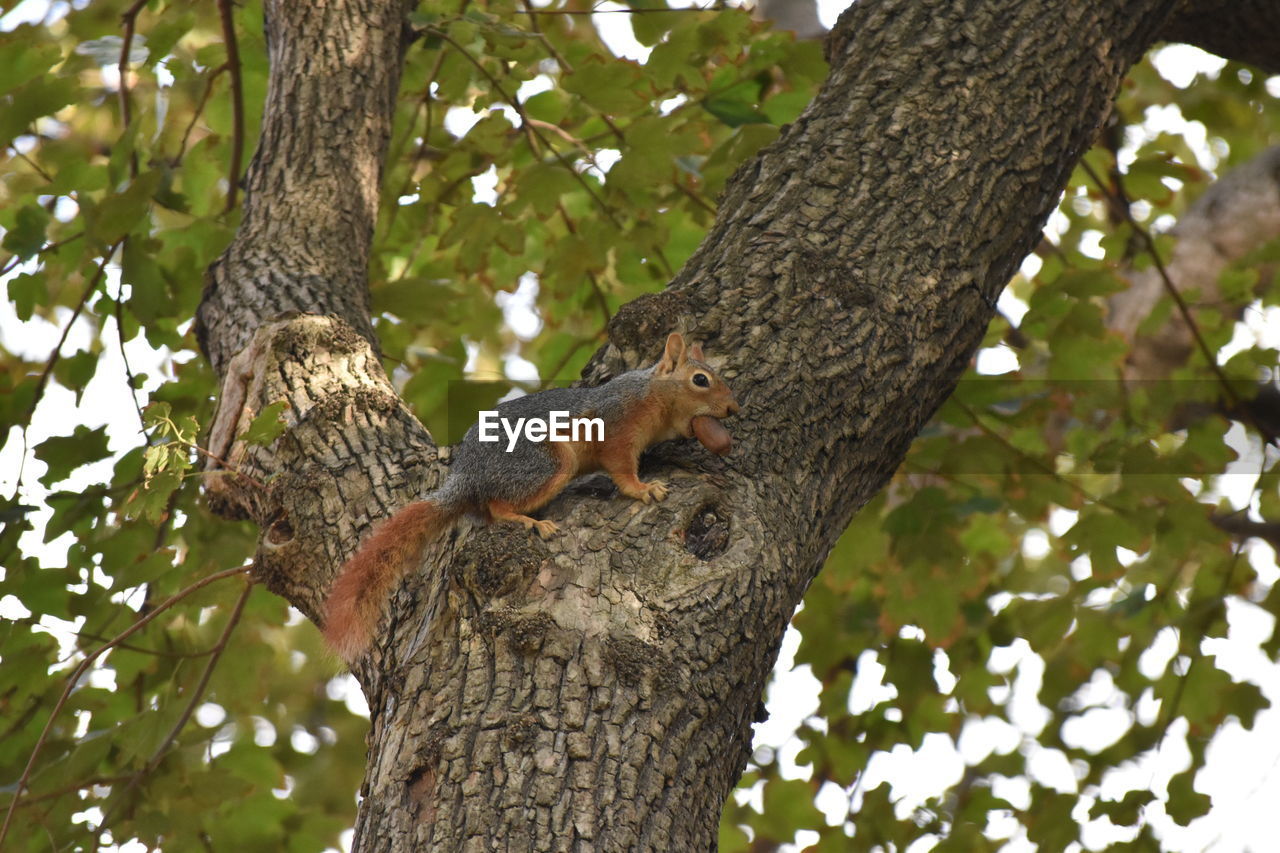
323, 500, 459, 662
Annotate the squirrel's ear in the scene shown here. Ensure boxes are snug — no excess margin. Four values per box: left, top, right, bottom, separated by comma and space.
656, 333, 686, 374
688, 343, 705, 362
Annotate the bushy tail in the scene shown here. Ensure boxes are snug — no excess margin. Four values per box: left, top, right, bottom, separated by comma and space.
323, 500, 460, 662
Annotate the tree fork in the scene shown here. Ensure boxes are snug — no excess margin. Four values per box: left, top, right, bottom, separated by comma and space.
192, 0, 1210, 849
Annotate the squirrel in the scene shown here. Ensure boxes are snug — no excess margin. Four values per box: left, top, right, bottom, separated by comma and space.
322, 332, 740, 661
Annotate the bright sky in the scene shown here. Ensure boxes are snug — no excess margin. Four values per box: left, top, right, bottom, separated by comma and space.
3, 3, 1280, 852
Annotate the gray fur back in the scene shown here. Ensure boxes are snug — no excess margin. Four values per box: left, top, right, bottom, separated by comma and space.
439, 367, 655, 508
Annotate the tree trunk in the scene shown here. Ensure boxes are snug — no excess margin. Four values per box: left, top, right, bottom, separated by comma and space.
192, 0, 1256, 849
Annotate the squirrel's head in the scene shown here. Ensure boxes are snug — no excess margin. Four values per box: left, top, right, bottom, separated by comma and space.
653, 332, 740, 437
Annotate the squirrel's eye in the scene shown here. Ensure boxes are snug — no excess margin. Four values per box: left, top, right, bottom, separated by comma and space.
692, 373, 710, 388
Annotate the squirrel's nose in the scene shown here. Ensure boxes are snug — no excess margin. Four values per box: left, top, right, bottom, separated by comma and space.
726, 399, 741, 416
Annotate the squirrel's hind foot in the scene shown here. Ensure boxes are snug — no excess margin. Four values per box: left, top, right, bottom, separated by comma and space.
489, 501, 560, 539
530, 518, 559, 539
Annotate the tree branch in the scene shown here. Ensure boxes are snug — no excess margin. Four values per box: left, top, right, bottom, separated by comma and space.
193, 0, 413, 372
1159, 0, 1280, 74
117, 0, 149, 178
1212, 512, 1280, 549
216, 0, 246, 213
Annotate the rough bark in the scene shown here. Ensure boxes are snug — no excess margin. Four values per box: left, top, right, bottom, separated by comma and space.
1159, 0, 1280, 74
195, 0, 416, 619
194, 0, 411, 373
194, 0, 1202, 850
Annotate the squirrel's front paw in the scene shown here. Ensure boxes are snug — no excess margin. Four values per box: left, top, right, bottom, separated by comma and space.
640, 480, 669, 503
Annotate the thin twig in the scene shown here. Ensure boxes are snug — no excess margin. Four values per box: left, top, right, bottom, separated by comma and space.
118, 0, 149, 178
673, 179, 717, 217
0, 566, 253, 847
176, 64, 228, 163
6, 776, 134, 809
20, 242, 121, 431
391, 170, 484, 281
516, 0, 626, 145
113, 243, 147, 431
182, 439, 269, 493
432, 29, 681, 287
1142, 463, 1267, 806
431, 27, 623, 230
1150, 539, 1246, 753
1079, 160, 1250, 421
10, 147, 54, 183
555, 201, 613, 326
383, 52, 447, 238
216, 0, 246, 213
0, 231, 84, 278
8, 617, 220, 660
544, 332, 604, 383
1212, 512, 1280, 549
92, 577, 254, 835
0, 697, 43, 747
953, 400, 1129, 516
517, 0, 574, 72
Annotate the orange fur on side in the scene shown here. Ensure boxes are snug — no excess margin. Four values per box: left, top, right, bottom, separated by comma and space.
323, 501, 459, 662
598, 397, 665, 496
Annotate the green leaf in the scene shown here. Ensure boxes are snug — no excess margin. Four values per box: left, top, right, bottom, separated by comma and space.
122, 239, 174, 323
124, 469, 182, 523
1015, 597, 1075, 653
218, 740, 285, 788
84, 169, 163, 245
717, 820, 750, 853
1165, 769, 1211, 825
761, 90, 812, 126
52, 348, 99, 404
562, 56, 648, 115
1223, 680, 1268, 730
0, 36, 62, 95
756, 778, 824, 842
6, 271, 47, 321
702, 93, 770, 128
238, 400, 290, 447
35, 425, 111, 487
1, 202, 51, 259
1090, 789, 1153, 826
512, 163, 580, 219
1026, 790, 1080, 848
646, 28, 701, 89
0, 75, 80, 149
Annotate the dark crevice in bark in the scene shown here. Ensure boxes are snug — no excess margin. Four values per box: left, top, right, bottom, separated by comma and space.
684, 503, 732, 560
